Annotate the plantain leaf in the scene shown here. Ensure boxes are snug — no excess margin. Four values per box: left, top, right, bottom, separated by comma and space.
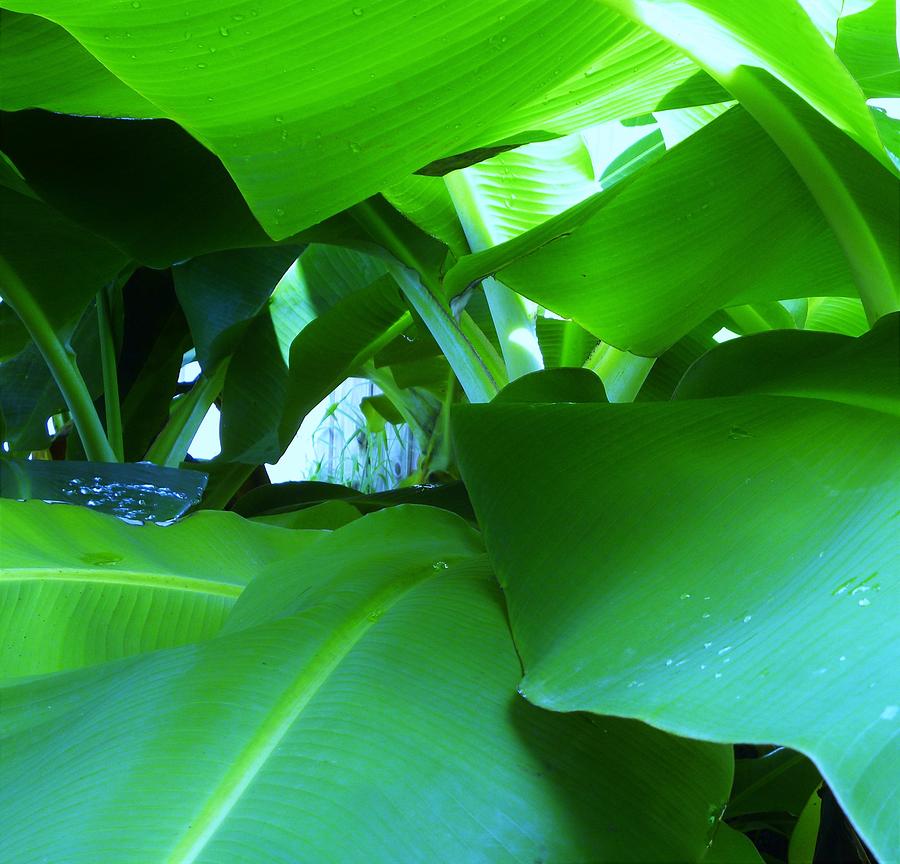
0, 499, 323, 677
834, 0, 900, 101
0, 301, 105, 452
0, 11, 158, 118
0, 110, 281, 267
674, 312, 900, 415
444, 107, 859, 356
0, 458, 206, 523
599, 0, 889, 165
0, 0, 726, 239
702, 824, 764, 864
494, 367, 607, 404
220, 246, 409, 463
0, 505, 732, 863
453, 358, 900, 859
0, 179, 128, 337
173, 246, 300, 372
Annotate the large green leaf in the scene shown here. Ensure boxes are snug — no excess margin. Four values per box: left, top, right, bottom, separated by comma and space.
0, 0, 725, 239
0, 458, 207, 522
674, 313, 900, 415
0, 301, 103, 452
600, 0, 888, 165
834, 0, 900, 101
444, 107, 858, 355
803, 297, 869, 336
173, 246, 299, 371
0, 110, 283, 267
0, 505, 732, 862
0, 11, 158, 118
453, 393, 899, 857
117, 269, 192, 461
0, 499, 323, 677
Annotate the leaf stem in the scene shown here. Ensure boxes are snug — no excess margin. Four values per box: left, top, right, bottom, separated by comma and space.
0, 255, 116, 462
351, 200, 500, 403
730, 71, 899, 324
145, 360, 229, 467
583, 343, 655, 402
96, 283, 124, 461
445, 169, 544, 380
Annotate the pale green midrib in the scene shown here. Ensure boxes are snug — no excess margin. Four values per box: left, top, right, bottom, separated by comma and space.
165, 566, 436, 864
0, 568, 243, 598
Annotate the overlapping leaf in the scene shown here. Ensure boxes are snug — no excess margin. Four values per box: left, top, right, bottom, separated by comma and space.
0, 505, 732, 862
0, 499, 322, 677
220, 245, 410, 463
452, 329, 900, 860
445, 107, 858, 355
0, 11, 158, 118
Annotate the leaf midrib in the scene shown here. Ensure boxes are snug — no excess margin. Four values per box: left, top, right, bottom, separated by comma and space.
0, 567, 244, 598
165, 563, 436, 864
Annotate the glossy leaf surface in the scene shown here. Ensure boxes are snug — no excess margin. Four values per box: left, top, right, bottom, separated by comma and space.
453, 392, 899, 859
0, 506, 732, 863
0, 500, 322, 677
445, 108, 857, 355
0, 458, 207, 522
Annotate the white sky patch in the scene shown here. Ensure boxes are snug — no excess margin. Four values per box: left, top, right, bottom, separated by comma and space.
187, 404, 221, 460
868, 98, 900, 119
712, 327, 740, 343
178, 361, 202, 384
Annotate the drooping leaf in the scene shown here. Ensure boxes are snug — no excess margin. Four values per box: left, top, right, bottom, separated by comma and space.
220, 246, 409, 463
0, 180, 128, 336
0, 301, 103, 452
0, 458, 206, 523
274, 275, 411, 456
173, 246, 300, 371
674, 312, 900, 416
0, 2, 607, 236
0, 505, 732, 862
0, 111, 283, 267
453, 390, 899, 859
0, 11, 158, 118
494, 367, 607, 404
0, 499, 323, 677
444, 107, 857, 355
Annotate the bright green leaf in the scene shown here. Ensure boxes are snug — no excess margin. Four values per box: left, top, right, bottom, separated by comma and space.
0, 499, 323, 677
445, 108, 857, 355
453, 394, 899, 860
0, 11, 158, 118
0, 505, 732, 862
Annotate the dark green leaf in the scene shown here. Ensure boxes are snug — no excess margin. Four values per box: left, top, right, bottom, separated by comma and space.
0, 458, 206, 523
